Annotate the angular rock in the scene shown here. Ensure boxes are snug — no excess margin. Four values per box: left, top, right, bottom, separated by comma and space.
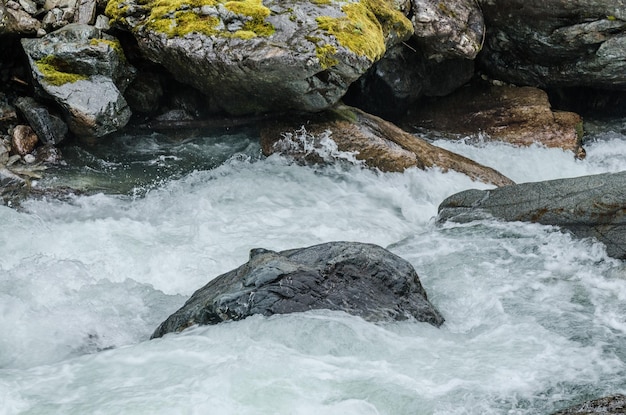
21, 24, 135, 138
261, 104, 514, 187
0, 3, 19, 35
15, 96, 68, 145
438, 171, 626, 259
411, 0, 484, 61
551, 395, 626, 414
106, 0, 413, 115
152, 241, 445, 338
478, 0, 626, 89
6, 7, 41, 35
11, 125, 38, 155
403, 83, 585, 157
74, 0, 96, 24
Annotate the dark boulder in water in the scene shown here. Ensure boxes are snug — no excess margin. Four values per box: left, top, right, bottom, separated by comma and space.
151, 241, 444, 338
438, 171, 626, 260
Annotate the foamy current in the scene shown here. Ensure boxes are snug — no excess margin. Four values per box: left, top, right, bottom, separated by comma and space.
1, 122, 625, 414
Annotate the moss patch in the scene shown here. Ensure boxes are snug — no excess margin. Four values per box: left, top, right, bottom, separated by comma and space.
316, 43, 338, 69
316, 0, 412, 62
89, 38, 126, 61
35, 56, 88, 86
106, 0, 274, 39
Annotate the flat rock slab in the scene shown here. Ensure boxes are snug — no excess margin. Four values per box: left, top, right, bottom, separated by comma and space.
152, 241, 444, 338
438, 171, 626, 259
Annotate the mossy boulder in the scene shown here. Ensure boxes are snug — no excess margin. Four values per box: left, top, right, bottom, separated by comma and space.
105, 0, 413, 115
21, 24, 136, 139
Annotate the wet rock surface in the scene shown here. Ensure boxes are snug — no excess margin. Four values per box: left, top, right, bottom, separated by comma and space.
152, 241, 445, 338
403, 83, 585, 156
438, 171, 626, 260
261, 104, 514, 187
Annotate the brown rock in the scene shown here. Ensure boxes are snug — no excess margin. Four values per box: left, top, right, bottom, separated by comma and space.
6, 7, 41, 34
403, 83, 585, 157
260, 105, 514, 187
11, 125, 39, 156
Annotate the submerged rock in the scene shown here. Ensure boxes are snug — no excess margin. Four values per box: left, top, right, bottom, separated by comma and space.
551, 394, 626, 414
106, 0, 413, 115
151, 241, 445, 338
478, 0, 626, 89
21, 23, 135, 138
438, 171, 626, 260
260, 104, 514, 187
403, 83, 585, 157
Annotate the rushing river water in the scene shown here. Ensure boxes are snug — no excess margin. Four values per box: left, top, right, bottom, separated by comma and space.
1, 120, 626, 414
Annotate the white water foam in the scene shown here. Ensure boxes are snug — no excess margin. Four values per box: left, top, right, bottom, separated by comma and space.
1, 125, 625, 414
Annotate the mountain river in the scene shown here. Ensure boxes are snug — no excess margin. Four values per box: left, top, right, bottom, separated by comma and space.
1, 119, 626, 414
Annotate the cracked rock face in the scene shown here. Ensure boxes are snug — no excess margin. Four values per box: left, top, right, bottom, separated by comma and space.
478, 0, 626, 89
438, 171, 626, 260
151, 241, 445, 338
106, 0, 413, 115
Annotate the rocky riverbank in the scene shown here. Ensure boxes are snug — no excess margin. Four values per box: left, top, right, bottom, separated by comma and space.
1, 0, 624, 197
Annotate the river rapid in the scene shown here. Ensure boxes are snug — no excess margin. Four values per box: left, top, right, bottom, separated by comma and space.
1, 120, 626, 414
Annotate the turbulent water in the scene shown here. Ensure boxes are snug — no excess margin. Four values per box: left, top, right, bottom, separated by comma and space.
1, 120, 626, 414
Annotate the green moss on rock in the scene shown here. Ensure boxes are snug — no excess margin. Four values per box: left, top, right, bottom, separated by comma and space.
316, 43, 338, 69
316, 0, 412, 62
35, 56, 88, 86
106, 0, 274, 39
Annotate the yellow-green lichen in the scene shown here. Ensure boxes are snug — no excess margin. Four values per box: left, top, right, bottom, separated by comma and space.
316, 44, 338, 69
310, 0, 331, 5
607, 15, 616, 21
106, 0, 274, 39
316, 0, 412, 62
35, 56, 88, 86
89, 38, 126, 61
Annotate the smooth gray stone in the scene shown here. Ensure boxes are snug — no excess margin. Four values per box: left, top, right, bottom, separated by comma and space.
438, 171, 626, 259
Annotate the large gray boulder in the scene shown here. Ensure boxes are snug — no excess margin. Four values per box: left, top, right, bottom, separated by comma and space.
152, 241, 445, 338
105, 0, 413, 115
478, 0, 626, 89
438, 171, 626, 259
21, 24, 135, 138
